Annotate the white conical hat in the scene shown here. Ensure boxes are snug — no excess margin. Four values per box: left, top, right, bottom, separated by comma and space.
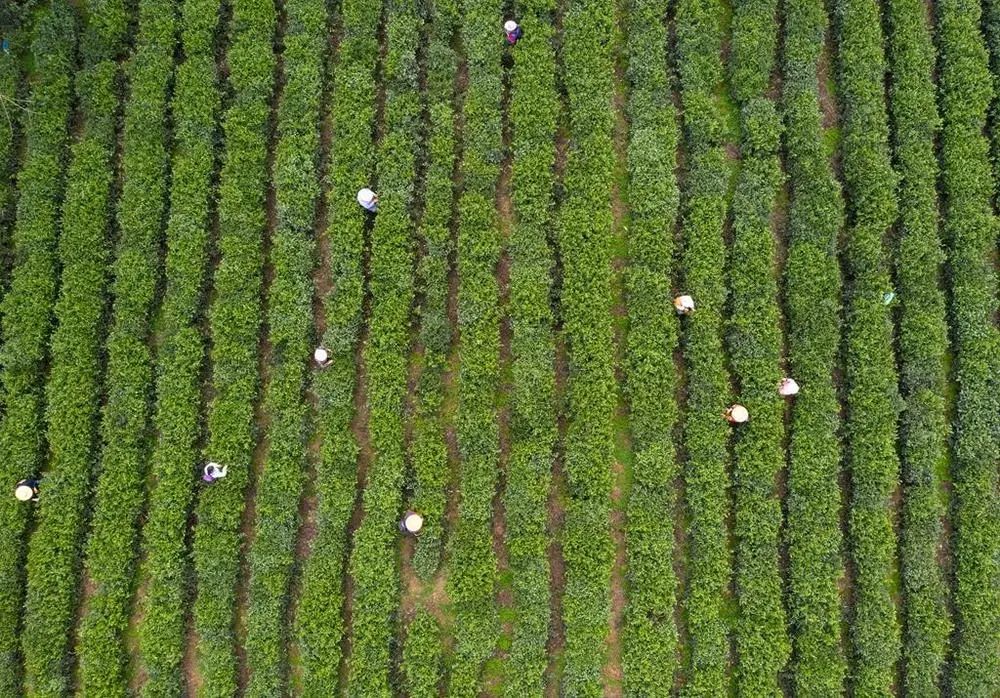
314, 347, 329, 363
404, 512, 424, 533
729, 404, 749, 422
14, 484, 34, 501
779, 378, 799, 396
674, 294, 694, 309
504, 19, 518, 32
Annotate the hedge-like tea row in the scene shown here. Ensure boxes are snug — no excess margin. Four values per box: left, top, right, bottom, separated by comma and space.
0, 4, 75, 692
404, 609, 444, 696
503, 0, 558, 694
75, 1, 179, 692
344, 0, 421, 693
445, 0, 503, 692
884, 0, 951, 692
190, 0, 276, 691
936, 0, 1000, 693
674, 0, 734, 691
135, 0, 223, 692
779, 0, 846, 692
243, 0, 326, 693
0, 42, 22, 284
409, 0, 457, 583
727, 0, 790, 693
619, 0, 679, 693
982, 0, 1000, 185
833, 0, 903, 692
291, 0, 376, 690
21, 52, 119, 696
557, 0, 616, 694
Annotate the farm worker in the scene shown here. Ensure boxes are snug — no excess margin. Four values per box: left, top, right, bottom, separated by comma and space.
314, 346, 332, 368
14, 478, 39, 503
203, 462, 228, 483
778, 377, 800, 397
357, 187, 378, 212
882, 291, 895, 305
1, 38, 9, 54
724, 404, 749, 424
673, 294, 695, 315
400, 511, 424, 534
504, 20, 523, 45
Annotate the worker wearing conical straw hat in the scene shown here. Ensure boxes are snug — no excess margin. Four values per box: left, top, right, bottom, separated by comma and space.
314, 346, 332, 368
673, 294, 695, 315
400, 511, 424, 534
724, 404, 749, 424
14, 479, 39, 503
778, 377, 800, 397
504, 19, 523, 45
356, 187, 378, 213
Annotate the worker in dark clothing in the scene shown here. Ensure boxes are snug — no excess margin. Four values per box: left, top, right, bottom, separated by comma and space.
14, 478, 39, 503
400, 511, 424, 535
314, 346, 332, 368
504, 20, 523, 45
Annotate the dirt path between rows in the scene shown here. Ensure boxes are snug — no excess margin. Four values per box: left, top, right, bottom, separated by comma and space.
602, 1, 631, 693
484, 38, 517, 696
336, 2, 391, 688
543, 99, 570, 698
234, 1, 287, 690
286, 15, 339, 688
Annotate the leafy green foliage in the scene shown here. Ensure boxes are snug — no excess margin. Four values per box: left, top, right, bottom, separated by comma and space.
836, 0, 901, 695
936, 0, 1000, 693
0, 3, 75, 692
190, 0, 276, 691
557, 0, 616, 693
408, 0, 457, 586
76, 1, 179, 693
833, 0, 903, 692
21, 54, 118, 697
503, 0, 558, 694
444, 0, 504, 693
727, 0, 790, 693
619, 0, 679, 694
291, 0, 377, 691
404, 609, 444, 696
884, 0, 951, 693
343, 1, 421, 694
242, 0, 326, 693
135, 0, 223, 692
779, 0, 847, 691
674, 0, 734, 692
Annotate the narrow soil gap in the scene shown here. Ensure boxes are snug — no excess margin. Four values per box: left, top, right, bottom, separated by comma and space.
819, 17, 853, 668
485, 15, 517, 694
286, 11, 341, 689
717, 1, 742, 688
544, 2, 569, 691
125, 18, 184, 689
435, 20, 470, 685
769, 5, 795, 692
393, 8, 432, 694
603, 0, 631, 695
234, 1, 287, 691
336, 0, 390, 688
663, 3, 691, 692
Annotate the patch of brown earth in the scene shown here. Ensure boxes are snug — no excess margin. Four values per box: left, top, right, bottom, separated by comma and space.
816, 47, 837, 131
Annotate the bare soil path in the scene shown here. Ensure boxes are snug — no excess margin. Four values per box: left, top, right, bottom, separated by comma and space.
602, 2, 632, 693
